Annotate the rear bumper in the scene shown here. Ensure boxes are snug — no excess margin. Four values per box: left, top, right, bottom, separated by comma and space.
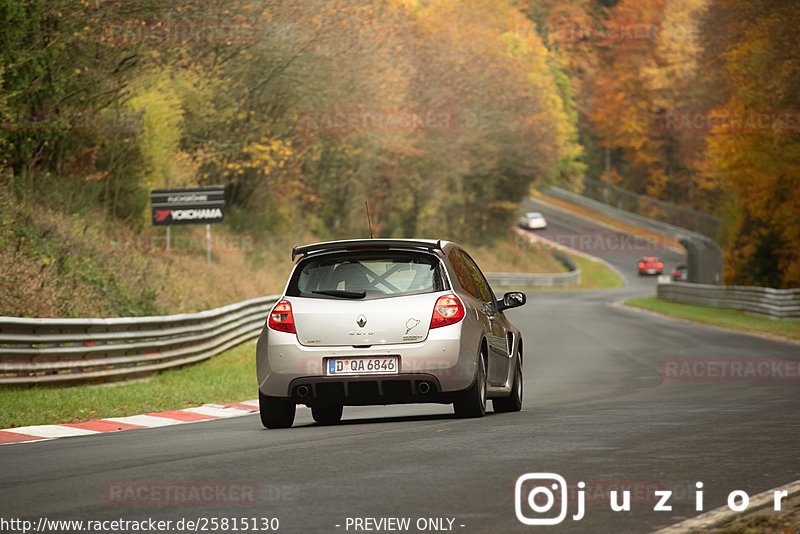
256, 322, 477, 398
521, 222, 546, 230
287, 373, 456, 406
639, 268, 662, 275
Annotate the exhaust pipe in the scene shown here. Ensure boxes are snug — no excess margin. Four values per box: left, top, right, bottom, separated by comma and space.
296, 385, 310, 398
417, 382, 431, 394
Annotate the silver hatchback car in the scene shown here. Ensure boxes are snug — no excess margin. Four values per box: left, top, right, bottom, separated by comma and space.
256, 239, 526, 428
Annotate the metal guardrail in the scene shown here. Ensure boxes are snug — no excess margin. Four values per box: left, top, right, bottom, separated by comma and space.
581, 177, 722, 240
486, 236, 581, 287
0, 296, 280, 385
485, 268, 580, 288
548, 186, 724, 285
658, 282, 800, 320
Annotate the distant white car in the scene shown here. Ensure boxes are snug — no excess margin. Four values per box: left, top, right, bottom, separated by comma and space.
518, 211, 547, 230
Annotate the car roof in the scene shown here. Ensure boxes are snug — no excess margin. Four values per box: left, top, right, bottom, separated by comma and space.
291, 238, 454, 261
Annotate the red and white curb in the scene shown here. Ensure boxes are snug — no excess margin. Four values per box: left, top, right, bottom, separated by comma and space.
0, 400, 259, 445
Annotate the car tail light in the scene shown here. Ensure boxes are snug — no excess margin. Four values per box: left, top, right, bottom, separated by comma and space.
638, 262, 645, 268
430, 294, 465, 329
268, 300, 295, 333
657, 262, 663, 268
673, 270, 680, 276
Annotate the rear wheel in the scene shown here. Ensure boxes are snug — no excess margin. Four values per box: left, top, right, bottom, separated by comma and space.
259, 390, 296, 429
311, 404, 343, 424
493, 359, 522, 413
453, 352, 487, 418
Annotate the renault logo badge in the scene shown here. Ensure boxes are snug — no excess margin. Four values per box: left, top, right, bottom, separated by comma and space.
356, 315, 367, 328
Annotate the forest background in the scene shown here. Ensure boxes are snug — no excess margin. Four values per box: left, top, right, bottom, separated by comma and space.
0, 0, 797, 318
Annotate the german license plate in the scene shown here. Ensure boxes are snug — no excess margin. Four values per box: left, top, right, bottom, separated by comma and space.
326, 357, 399, 376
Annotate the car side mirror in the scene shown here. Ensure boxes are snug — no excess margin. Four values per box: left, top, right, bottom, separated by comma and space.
498, 291, 526, 311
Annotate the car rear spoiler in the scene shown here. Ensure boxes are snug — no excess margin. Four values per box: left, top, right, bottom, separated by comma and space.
291, 239, 443, 261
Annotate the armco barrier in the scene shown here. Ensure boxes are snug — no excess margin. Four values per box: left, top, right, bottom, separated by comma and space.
548, 186, 724, 285
580, 177, 722, 240
485, 249, 580, 288
0, 296, 280, 385
485, 269, 579, 288
658, 282, 800, 320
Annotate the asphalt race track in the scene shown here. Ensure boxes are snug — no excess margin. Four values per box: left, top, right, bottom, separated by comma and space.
1, 200, 798, 534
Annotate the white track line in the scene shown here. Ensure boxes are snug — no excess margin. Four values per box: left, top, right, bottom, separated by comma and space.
2, 425, 99, 438
184, 405, 254, 418
103, 414, 187, 428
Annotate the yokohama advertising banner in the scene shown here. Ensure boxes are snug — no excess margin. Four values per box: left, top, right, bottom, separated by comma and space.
150, 186, 225, 226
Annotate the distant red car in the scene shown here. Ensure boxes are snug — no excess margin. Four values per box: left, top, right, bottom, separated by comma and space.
638, 256, 663, 276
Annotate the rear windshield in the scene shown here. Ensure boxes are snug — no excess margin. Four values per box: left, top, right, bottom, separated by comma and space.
286, 250, 449, 300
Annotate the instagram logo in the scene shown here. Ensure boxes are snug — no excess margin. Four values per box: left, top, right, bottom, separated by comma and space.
515, 473, 584, 525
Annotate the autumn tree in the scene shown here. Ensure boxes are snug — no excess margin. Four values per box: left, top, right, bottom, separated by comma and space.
693, 0, 800, 287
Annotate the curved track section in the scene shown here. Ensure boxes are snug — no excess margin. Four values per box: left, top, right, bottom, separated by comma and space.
1, 202, 797, 533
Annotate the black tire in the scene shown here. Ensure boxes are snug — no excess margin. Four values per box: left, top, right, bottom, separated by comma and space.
311, 404, 343, 425
259, 390, 296, 429
493, 359, 523, 413
453, 352, 487, 418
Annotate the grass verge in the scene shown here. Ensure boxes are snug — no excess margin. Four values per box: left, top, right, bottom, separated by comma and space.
0, 185, 298, 318
500, 254, 624, 291
695, 491, 800, 533
696, 513, 800, 534
0, 341, 257, 429
469, 232, 566, 274
571, 255, 624, 290
625, 296, 800, 342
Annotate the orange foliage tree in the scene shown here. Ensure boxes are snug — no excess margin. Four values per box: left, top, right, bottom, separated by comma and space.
693, 0, 800, 287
